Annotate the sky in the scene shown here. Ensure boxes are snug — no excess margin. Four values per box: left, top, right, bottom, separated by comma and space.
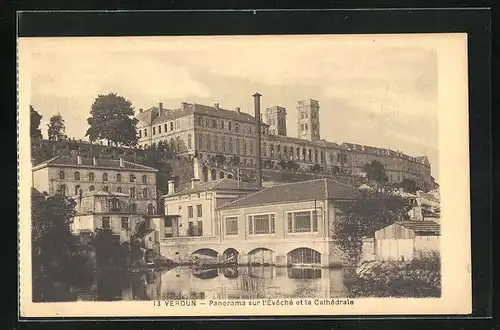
25, 35, 440, 180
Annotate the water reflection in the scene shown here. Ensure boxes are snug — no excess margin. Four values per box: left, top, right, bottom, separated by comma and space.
34, 266, 348, 302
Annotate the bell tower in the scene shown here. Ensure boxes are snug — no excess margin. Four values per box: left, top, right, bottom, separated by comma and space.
297, 99, 320, 142
265, 106, 287, 136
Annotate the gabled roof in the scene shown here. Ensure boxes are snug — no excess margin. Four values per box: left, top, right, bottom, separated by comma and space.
32, 156, 158, 172
164, 178, 260, 198
136, 107, 172, 125
394, 221, 440, 235
219, 178, 358, 210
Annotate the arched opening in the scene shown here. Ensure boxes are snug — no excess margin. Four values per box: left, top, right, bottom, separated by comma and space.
219, 171, 225, 179
227, 173, 234, 179
247, 248, 275, 266
210, 168, 217, 181
287, 247, 321, 267
190, 248, 219, 265
202, 166, 209, 182
221, 248, 239, 264
192, 268, 219, 280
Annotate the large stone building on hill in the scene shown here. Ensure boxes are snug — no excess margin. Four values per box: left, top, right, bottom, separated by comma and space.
135, 99, 436, 190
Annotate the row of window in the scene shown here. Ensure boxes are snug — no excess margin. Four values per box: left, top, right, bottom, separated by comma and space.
59, 171, 150, 184
223, 210, 321, 236
197, 134, 255, 155
300, 110, 318, 120
143, 135, 192, 152
102, 216, 130, 230
300, 122, 318, 132
139, 119, 181, 138
58, 184, 150, 199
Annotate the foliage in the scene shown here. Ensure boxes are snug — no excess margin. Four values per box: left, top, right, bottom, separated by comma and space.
310, 164, 323, 173
47, 113, 66, 141
400, 178, 419, 193
86, 93, 139, 147
30, 105, 43, 139
89, 229, 126, 268
31, 190, 80, 288
332, 190, 412, 265
362, 160, 388, 183
140, 144, 175, 196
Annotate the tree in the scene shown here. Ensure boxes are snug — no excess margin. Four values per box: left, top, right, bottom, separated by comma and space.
362, 160, 388, 183
31, 190, 78, 283
47, 113, 66, 141
332, 190, 412, 265
86, 93, 139, 147
30, 105, 43, 139
401, 178, 418, 193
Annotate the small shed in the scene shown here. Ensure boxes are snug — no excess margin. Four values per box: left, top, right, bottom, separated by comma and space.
374, 221, 440, 261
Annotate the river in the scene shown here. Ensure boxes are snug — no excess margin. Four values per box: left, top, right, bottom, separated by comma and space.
33, 266, 352, 302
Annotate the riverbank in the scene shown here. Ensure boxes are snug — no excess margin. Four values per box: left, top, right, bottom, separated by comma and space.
344, 257, 441, 298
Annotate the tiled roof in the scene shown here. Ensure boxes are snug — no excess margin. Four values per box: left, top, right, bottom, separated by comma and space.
219, 178, 358, 210
138, 228, 156, 238
164, 178, 260, 198
137, 107, 172, 125
32, 156, 158, 172
145, 102, 269, 126
395, 221, 441, 235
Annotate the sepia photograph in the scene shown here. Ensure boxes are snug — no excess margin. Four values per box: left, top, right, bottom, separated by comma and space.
18, 33, 471, 317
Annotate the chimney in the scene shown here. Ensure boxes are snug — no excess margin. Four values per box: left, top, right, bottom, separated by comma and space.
235, 106, 241, 113
119, 157, 124, 168
92, 157, 97, 166
77, 154, 82, 165
139, 108, 143, 113
159, 102, 163, 110
181, 102, 188, 111
167, 180, 175, 195
253, 92, 262, 188
191, 178, 199, 189
214, 103, 219, 110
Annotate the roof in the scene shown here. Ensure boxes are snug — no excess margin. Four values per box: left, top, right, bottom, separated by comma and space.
219, 178, 358, 210
32, 156, 158, 172
138, 228, 156, 238
139, 102, 269, 127
394, 221, 441, 235
164, 178, 260, 198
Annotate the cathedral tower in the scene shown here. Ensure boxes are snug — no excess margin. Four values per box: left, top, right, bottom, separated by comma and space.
265, 106, 287, 136
297, 99, 320, 142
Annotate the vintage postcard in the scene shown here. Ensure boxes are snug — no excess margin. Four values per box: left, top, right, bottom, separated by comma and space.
18, 33, 471, 317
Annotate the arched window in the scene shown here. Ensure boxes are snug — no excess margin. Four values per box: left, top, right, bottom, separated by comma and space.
59, 184, 66, 196
129, 187, 136, 199
170, 122, 174, 131
142, 188, 148, 199
89, 185, 95, 191
302, 148, 306, 161
59, 171, 65, 180
130, 174, 135, 182
103, 173, 108, 181
74, 171, 80, 180
89, 172, 95, 181
308, 149, 312, 162
74, 185, 80, 196
117, 187, 122, 193
116, 173, 121, 182
296, 147, 300, 160
142, 175, 147, 184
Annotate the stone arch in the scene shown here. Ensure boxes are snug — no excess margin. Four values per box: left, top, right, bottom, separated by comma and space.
191, 248, 219, 263
219, 171, 225, 179
287, 247, 321, 266
221, 248, 239, 264
247, 247, 275, 266
227, 173, 234, 179
210, 168, 217, 181
202, 166, 209, 182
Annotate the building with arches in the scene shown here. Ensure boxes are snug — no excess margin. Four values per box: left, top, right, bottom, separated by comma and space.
136, 98, 435, 191
157, 178, 358, 267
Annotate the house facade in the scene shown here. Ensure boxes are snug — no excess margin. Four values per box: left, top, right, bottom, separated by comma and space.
135, 98, 435, 190
70, 188, 144, 243
32, 155, 158, 215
